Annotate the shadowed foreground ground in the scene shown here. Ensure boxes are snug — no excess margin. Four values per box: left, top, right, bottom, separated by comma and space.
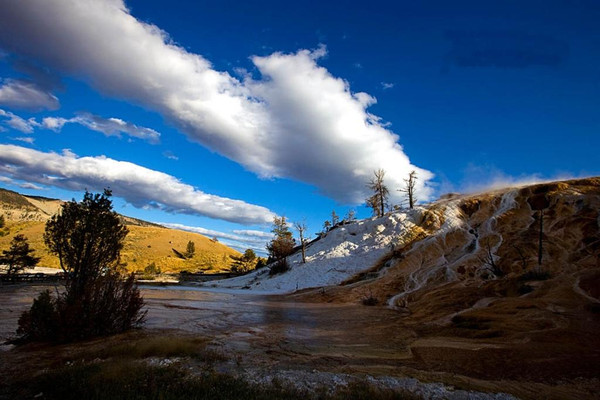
1, 284, 599, 399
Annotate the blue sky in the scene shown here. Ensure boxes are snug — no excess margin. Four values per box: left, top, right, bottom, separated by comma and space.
0, 0, 598, 254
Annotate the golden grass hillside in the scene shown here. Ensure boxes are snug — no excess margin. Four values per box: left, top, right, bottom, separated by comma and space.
0, 188, 241, 273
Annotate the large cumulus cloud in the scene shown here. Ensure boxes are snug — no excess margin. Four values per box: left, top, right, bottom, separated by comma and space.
0, 0, 433, 204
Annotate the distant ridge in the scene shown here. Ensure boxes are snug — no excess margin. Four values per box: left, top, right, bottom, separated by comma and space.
0, 187, 240, 273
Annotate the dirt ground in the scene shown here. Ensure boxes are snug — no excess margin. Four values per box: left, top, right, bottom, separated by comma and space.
1, 283, 599, 399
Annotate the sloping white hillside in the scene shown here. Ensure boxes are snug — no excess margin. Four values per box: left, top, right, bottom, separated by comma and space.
209, 208, 426, 293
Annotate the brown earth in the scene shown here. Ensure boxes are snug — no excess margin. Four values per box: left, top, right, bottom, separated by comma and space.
1, 179, 598, 399
290, 177, 600, 398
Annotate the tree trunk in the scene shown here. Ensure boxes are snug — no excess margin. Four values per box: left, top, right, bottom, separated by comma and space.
538, 209, 543, 265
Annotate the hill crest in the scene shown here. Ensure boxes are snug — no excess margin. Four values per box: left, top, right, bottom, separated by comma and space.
0, 187, 240, 273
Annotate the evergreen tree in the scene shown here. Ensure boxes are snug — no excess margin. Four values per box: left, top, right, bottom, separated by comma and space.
1, 234, 40, 276
230, 249, 257, 274
266, 216, 295, 263
20, 190, 145, 342
185, 240, 196, 258
44, 190, 129, 299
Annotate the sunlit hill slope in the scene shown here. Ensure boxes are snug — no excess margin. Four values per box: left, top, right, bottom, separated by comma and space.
0, 188, 240, 273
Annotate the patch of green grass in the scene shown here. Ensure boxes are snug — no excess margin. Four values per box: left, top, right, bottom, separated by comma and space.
7, 360, 421, 400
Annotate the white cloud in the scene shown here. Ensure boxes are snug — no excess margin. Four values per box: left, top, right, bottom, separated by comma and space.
0, 144, 277, 225
13, 136, 35, 144
3, 109, 160, 144
381, 82, 394, 90
161, 222, 272, 254
41, 116, 68, 131
0, 0, 433, 204
162, 150, 178, 160
42, 113, 160, 143
18, 181, 45, 190
0, 175, 45, 190
0, 108, 39, 133
232, 229, 274, 239
0, 78, 59, 111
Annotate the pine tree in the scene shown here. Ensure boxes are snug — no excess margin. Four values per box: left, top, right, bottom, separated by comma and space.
230, 249, 257, 274
1, 234, 40, 276
322, 220, 332, 233
44, 190, 129, 298
185, 241, 196, 258
266, 216, 295, 263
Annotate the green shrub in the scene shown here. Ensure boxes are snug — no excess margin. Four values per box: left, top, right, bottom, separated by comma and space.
144, 262, 161, 275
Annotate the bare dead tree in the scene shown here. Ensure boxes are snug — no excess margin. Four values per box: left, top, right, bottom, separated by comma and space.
538, 209, 544, 266
366, 169, 389, 217
294, 221, 308, 263
527, 194, 550, 267
479, 237, 504, 277
399, 170, 417, 209
331, 210, 339, 226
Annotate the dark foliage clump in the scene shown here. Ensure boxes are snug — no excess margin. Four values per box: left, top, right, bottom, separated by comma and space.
519, 269, 551, 281
361, 291, 379, 306
451, 315, 492, 330
17, 273, 145, 342
269, 258, 290, 276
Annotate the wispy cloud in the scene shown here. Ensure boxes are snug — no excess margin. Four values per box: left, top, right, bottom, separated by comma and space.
161, 222, 272, 254
0, 78, 59, 111
0, 0, 433, 204
12, 136, 35, 144
162, 150, 178, 160
0, 175, 45, 190
0, 109, 39, 133
43, 113, 160, 143
0, 144, 277, 225
381, 82, 394, 90
0, 109, 160, 144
